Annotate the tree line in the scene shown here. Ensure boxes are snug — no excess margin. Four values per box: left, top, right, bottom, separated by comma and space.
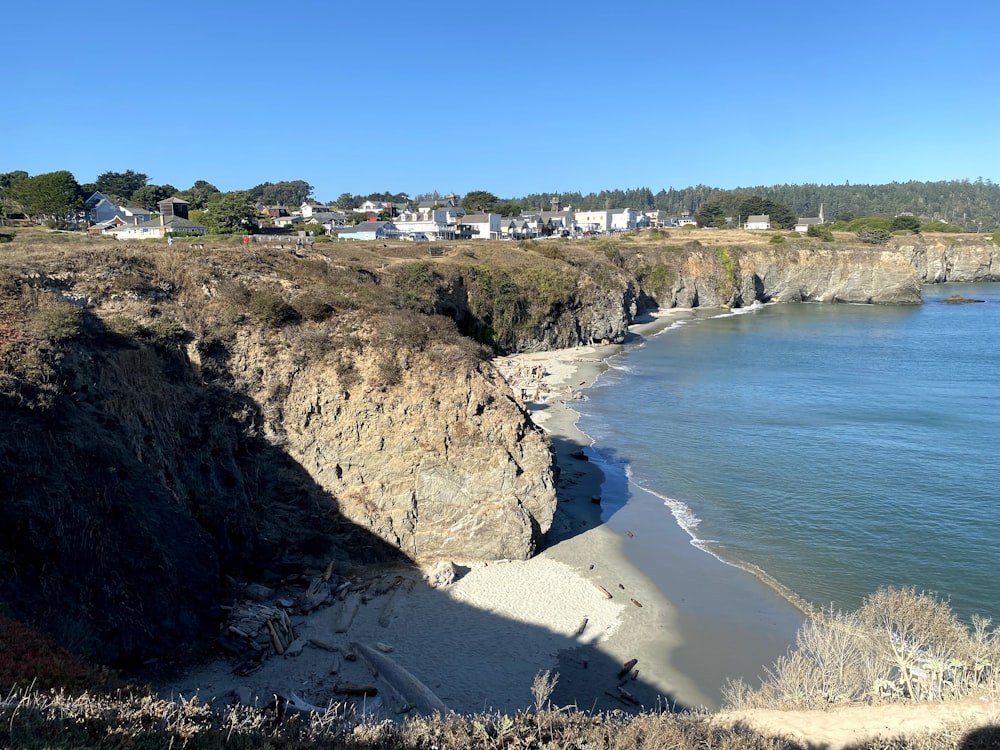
3, 167, 1000, 232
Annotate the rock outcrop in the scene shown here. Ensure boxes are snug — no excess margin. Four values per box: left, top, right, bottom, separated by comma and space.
906, 239, 999, 282
226, 328, 557, 563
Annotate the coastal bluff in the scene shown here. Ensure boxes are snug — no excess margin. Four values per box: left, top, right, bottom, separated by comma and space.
0, 230, 996, 664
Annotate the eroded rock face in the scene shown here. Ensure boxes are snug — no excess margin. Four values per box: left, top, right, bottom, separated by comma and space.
907, 241, 999, 283
738, 247, 924, 304
229, 332, 557, 563
660, 245, 924, 310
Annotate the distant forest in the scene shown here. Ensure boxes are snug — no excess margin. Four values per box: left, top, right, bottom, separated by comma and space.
516, 179, 1000, 232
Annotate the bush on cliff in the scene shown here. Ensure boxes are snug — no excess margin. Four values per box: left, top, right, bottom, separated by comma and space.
724, 587, 1000, 710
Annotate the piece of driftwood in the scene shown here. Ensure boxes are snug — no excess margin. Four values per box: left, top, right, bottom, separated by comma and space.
594, 584, 613, 599
630, 598, 643, 608
267, 620, 285, 655
352, 642, 450, 716
334, 680, 379, 697
616, 686, 640, 705
617, 658, 638, 679
575, 617, 588, 636
336, 593, 362, 633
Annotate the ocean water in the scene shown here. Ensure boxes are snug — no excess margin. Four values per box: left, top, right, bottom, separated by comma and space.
576, 282, 1000, 622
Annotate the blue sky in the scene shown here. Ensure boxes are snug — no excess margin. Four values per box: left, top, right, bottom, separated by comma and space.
5, 0, 999, 203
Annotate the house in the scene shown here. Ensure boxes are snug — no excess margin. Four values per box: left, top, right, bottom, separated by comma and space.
794, 204, 826, 233
336, 220, 399, 241
501, 217, 533, 240
394, 206, 462, 240
745, 214, 771, 230
310, 211, 347, 232
158, 197, 190, 219
300, 202, 333, 219
273, 215, 304, 228
461, 213, 502, 240
121, 205, 152, 224
85, 194, 122, 224
355, 199, 393, 215
106, 214, 206, 240
84, 191, 151, 225
87, 216, 126, 235
574, 209, 614, 234
610, 208, 640, 232
644, 210, 668, 228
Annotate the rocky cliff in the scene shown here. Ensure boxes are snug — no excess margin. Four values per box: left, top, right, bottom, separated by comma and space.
1, 231, 996, 664
906, 238, 999, 282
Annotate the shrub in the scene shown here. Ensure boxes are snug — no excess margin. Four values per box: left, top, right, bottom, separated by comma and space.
725, 587, 1000, 710
806, 224, 835, 242
392, 261, 440, 309
246, 290, 299, 328
33, 299, 83, 341
923, 221, 965, 233
847, 217, 892, 233
856, 228, 893, 245
0, 231, 15, 243
993, 231, 1000, 244
768, 233, 785, 244
294, 292, 335, 322
890, 215, 921, 233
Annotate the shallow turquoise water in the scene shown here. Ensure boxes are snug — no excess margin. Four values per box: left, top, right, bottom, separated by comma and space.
577, 283, 1000, 621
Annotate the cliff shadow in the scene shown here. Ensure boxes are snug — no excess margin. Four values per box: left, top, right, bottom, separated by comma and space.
0, 310, 694, 716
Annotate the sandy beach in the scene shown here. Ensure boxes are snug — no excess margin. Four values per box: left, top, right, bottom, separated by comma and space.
152, 311, 804, 718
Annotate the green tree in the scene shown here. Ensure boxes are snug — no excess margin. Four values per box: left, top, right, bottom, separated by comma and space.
10, 170, 84, 223
249, 180, 314, 207
335, 192, 356, 210
0, 170, 29, 222
890, 214, 921, 233
178, 180, 221, 210
694, 198, 728, 227
131, 184, 177, 211
738, 196, 796, 229
95, 170, 149, 202
462, 190, 499, 213
493, 201, 524, 217
204, 191, 259, 233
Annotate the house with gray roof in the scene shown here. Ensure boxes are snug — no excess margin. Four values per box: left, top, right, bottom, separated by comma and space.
336, 220, 399, 241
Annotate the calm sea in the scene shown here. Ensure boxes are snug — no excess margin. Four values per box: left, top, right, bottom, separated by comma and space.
576, 282, 1000, 622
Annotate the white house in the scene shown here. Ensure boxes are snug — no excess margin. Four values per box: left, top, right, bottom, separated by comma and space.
300, 202, 333, 218
610, 208, 640, 231
574, 210, 614, 233
794, 204, 825, 233
336, 220, 399, 241
501, 217, 533, 240
459, 213, 502, 240
106, 214, 206, 239
745, 214, 771, 230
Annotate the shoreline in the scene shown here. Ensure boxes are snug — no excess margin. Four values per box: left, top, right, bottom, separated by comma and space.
496, 309, 805, 709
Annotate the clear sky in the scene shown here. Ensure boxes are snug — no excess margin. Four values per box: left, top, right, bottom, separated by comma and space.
5, 0, 999, 203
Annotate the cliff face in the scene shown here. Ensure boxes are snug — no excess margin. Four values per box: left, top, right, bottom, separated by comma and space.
906, 239, 999, 282
224, 328, 556, 563
660, 245, 924, 309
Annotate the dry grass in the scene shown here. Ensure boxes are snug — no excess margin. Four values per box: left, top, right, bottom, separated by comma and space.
724, 588, 1000, 711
